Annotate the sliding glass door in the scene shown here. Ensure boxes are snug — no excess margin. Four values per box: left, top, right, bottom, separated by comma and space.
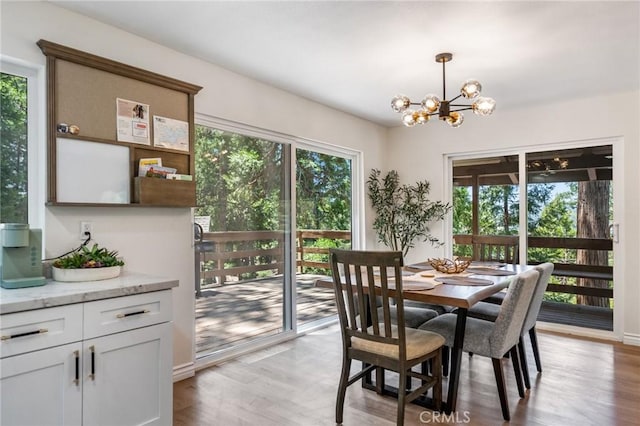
193, 120, 361, 357
194, 124, 291, 355
295, 148, 352, 329
452, 144, 614, 331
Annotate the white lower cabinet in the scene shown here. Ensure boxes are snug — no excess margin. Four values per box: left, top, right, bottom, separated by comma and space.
82, 322, 172, 425
1, 342, 83, 425
0, 289, 173, 426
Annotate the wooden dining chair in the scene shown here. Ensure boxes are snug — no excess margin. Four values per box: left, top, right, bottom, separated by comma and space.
329, 249, 445, 426
473, 235, 519, 265
418, 269, 540, 421
466, 263, 554, 388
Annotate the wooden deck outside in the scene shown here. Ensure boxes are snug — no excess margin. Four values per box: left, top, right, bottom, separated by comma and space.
195, 274, 335, 355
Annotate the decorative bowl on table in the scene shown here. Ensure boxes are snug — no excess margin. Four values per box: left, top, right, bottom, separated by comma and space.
427, 258, 471, 274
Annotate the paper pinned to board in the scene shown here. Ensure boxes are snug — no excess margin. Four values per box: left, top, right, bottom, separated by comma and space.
116, 98, 150, 145
153, 115, 189, 151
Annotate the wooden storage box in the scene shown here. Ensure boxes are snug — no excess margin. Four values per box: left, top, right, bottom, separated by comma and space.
133, 177, 195, 206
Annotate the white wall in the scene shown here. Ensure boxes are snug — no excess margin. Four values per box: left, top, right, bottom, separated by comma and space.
1, 1, 388, 372
387, 91, 640, 344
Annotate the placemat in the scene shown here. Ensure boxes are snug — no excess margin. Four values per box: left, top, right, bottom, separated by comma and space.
466, 267, 516, 276
400, 281, 436, 291
434, 277, 494, 286
405, 263, 434, 271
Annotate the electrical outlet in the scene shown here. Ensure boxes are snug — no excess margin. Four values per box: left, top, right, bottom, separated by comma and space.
80, 221, 93, 240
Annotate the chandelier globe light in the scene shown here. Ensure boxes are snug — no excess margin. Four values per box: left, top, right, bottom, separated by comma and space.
391, 52, 496, 128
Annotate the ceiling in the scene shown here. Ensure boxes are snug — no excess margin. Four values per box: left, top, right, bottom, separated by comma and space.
453, 145, 613, 186
52, 1, 640, 127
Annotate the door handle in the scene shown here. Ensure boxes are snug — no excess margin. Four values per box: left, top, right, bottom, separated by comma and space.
73, 350, 80, 386
609, 223, 619, 243
89, 345, 96, 380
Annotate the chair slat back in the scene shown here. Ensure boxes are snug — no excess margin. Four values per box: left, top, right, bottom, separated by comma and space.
329, 249, 405, 350
490, 269, 539, 357
472, 235, 519, 264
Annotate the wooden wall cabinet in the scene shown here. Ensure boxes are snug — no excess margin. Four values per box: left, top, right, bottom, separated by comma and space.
38, 40, 202, 207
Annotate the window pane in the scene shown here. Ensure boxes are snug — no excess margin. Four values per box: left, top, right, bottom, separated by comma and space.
296, 148, 351, 327
194, 124, 291, 356
1, 72, 28, 223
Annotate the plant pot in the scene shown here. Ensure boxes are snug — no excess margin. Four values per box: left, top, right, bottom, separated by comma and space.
52, 266, 122, 282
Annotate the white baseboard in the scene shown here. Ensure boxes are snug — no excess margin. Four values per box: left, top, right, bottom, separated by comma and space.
623, 332, 640, 346
173, 362, 195, 382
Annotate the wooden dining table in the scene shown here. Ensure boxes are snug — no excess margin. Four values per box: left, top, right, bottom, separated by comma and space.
317, 262, 535, 414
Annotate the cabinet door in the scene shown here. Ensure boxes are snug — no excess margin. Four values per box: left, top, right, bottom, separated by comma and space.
1, 342, 82, 426
82, 322, 172, 425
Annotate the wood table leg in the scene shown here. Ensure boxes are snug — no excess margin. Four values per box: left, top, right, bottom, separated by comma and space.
446, 308, 467, 414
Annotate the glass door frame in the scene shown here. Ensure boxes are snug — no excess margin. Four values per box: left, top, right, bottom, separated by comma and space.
443, 136, 624, 340
293, 139, 364, 334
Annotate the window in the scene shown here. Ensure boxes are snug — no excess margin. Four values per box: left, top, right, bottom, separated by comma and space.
0, 60, 43, 227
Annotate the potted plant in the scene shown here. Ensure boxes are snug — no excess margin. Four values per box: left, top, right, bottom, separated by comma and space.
367, 169, 451, 257
52, 243, 125, 282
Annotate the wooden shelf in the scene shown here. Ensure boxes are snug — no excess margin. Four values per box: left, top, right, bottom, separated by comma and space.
133, 177, 195, 207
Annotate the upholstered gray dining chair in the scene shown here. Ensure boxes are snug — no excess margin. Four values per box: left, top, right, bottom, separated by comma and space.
329, 249, 445, 426
418, 268, 540, 421
466, 263, 554, 388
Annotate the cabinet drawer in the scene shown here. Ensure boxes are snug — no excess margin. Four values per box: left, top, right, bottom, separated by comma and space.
83, 290, 172, 339
1, 304, 83, 358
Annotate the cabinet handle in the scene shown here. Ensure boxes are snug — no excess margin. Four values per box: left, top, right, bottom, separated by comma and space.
73, 350, 80, 386
89, 345, 95, 380
116, 309, 150, 319
1, 328, 48, 340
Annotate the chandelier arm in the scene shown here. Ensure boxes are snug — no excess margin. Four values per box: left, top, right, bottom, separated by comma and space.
450, 94, 463, 102
449, 105, 474, 110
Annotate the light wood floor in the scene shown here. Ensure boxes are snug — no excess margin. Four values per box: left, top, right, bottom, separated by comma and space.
174, 324, 640, 425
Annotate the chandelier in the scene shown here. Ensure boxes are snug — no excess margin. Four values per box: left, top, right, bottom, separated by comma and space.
527, 157, 569, 174
391, 52, 496, 128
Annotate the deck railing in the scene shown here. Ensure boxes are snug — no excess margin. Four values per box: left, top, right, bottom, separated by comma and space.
296, 229, 351, 272
195, 231, 612, 303
195, 229, 351, 295
453, 234, 613, 301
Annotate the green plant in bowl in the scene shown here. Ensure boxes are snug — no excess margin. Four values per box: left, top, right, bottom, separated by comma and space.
53, 243, 125, 269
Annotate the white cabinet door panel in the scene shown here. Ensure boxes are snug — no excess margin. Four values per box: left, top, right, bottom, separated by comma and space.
0, 342, 82, 426
82, 322, 172, 425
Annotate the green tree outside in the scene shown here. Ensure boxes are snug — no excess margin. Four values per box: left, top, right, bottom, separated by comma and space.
1, 72, 28, 223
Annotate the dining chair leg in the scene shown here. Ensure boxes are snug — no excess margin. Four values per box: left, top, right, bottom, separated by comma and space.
492, 358, 511, 421
376, 366, 385, 395
529, 327, 543, 372
397, 367, 407, 426
518, 336, 531, 389
509, 346, 525, 398
336, 357, 351, 424
433, 349, 442, 412
442, 346, 450, 377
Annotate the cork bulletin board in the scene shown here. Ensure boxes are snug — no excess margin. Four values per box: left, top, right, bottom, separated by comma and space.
55, 60, 188, 142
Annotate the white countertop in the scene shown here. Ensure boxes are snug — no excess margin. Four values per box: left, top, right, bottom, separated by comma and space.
0, 272, 179, 314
